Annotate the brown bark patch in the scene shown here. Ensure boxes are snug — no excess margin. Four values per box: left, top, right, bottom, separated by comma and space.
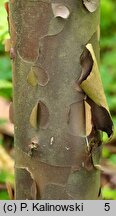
42, 184, 70, 200
15, 167, 37, 200
67, 101, 85, 137
16, 1, 52, 62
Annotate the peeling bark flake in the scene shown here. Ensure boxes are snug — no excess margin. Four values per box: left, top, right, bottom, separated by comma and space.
83, 0, 99, 13
27, 68, 38, 87
32, 65, 49, 87
80, 43, 108, 109
78, 43, 113, 137
30, 101, 49, 129
9, 102, 14, 124
6, 182, 14, 200
15, 168, 37, 200
9, 14, 16, 47
10, 47, 16, 60
84, 101, 92, 136
91, 100, 113, 137
4, 2, 9, 15
98, 187, 102, 198
4, 2, 10, 34
4, 39, 11, 52
51, 3, 70, 19
79, 47, 93, 84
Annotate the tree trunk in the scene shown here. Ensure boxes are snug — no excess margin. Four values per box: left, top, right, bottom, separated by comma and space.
8, 0, 113, 199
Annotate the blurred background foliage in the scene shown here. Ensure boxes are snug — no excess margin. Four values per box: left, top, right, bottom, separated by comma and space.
0, 0, 116, 199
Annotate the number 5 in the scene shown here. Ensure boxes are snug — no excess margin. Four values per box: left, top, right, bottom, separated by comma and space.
104, 203, 110, 211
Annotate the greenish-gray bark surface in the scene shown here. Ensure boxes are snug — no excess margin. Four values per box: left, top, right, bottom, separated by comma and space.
8, 0, 113, 199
